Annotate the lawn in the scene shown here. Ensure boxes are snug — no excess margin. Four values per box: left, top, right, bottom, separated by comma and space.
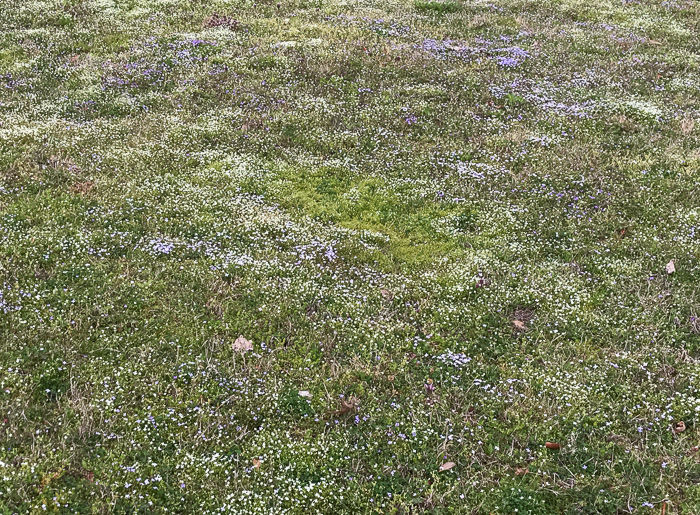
0, 0, 699, 513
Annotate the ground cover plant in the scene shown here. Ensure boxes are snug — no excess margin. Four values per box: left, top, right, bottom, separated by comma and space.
0, 0, 699, 512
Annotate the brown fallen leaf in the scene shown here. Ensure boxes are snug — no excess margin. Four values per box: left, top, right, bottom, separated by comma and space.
70, 181, 95, 195
438, 461, 456, 472
545, 442, 561, 450
673, 421, 686, 434
338, 399, 356, 414
513, 320, 527, 332
666, 260, 676, 274
648, 39, 663, 45
252, 458, 261, 469
380, 288, 394, 301
681, 118, 695, 136
329, 397, 359, 416
232, 335, 253, 353
515, 467, 528, 476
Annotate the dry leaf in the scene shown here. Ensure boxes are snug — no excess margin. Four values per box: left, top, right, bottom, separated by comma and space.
329, 397, 358, 416
70, 181, 95, 195
338, 399, 356, 414
648, 39, 662, 45
666, 260, 676, 274
298, 390, 312, 399
232, 335, 253, 353
545, 442, 561, 450
513, 320, 527, 332
252, 458, 261, 469
439, 461, 456, 471
673, 421, 686, 434
515, 467, 528, 476
380, 288, 394, 301
681, 118, 695, 136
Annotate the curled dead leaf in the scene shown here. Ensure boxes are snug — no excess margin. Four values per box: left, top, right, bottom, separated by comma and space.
545, 442, 561, 450
232, 335, 253, 353
513, 320, 527, 332
380, 288, 394, 301
329, 397, 358, 416
339, 399, 356, 414
681, 118, 695, 136
673, 421, 686, 434
252, 458, 261, 469
70, 181, 95, 195
666, 260, 676, 274
439, 461, 456, 472
515, 467, 528, 476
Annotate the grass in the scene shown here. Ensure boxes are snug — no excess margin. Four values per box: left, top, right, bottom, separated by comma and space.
414, 0, 462, 14
0, 0, 699, 513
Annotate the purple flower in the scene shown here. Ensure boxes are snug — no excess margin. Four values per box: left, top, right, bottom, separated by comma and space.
324, 245, 338, 261
497, 56, 520, 67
